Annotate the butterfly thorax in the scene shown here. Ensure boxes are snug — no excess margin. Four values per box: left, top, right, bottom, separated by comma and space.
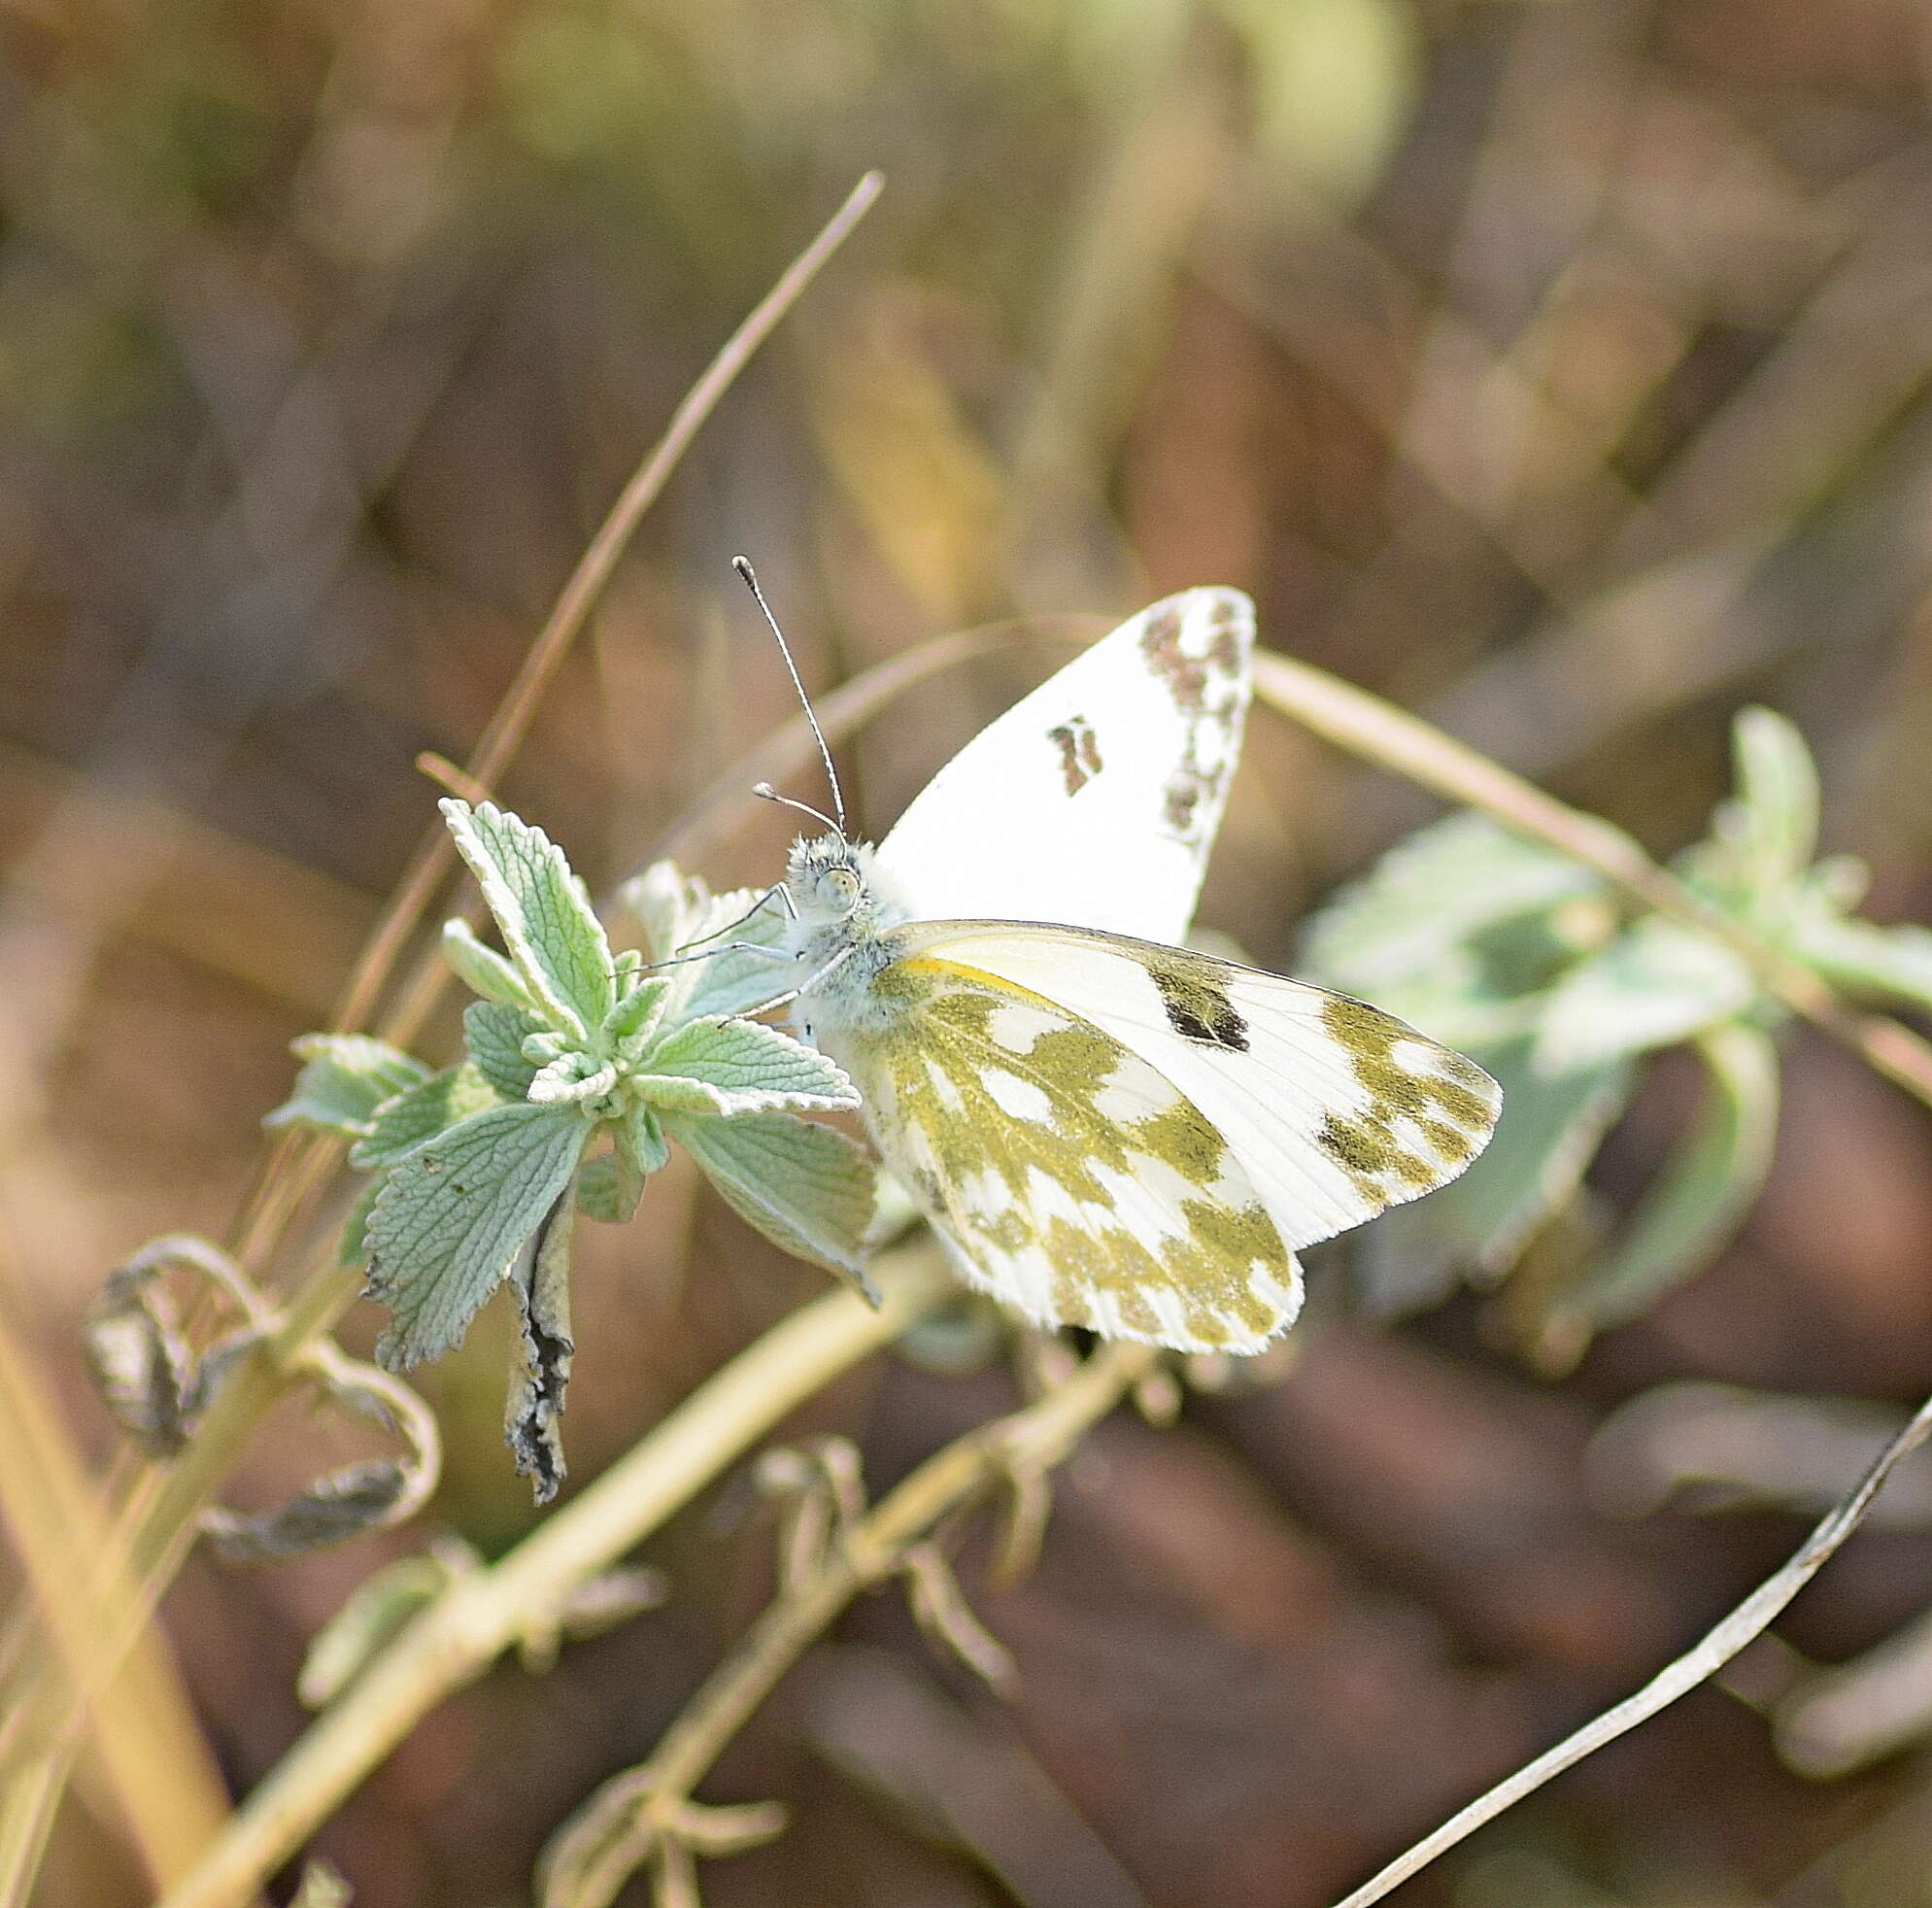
780, 833, 915, 1045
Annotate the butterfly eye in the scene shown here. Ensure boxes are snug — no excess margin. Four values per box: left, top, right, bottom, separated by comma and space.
820, 865, 862, 908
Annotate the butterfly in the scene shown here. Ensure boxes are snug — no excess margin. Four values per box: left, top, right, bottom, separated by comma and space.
753, 579, 1500, 1354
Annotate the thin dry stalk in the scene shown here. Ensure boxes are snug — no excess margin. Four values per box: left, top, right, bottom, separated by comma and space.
1329, 1385, 1932, 1907
1250, 648, 1932, 1106
155, 1247, 953, 1908
0, 1293, 230, 1895
538, 1339, 1158, 1908
0, 172, 885, 1908
332, 167, 883, 1045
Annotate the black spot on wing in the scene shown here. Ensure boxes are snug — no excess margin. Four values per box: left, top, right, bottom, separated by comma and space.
1046, 715, 1103, 796
1149, 958, 1249, 1051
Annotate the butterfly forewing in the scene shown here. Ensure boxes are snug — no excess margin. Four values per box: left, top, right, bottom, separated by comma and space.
872, 588, 1253, 943
820, 948, 1303, 1353
890, 921, 1503, 1254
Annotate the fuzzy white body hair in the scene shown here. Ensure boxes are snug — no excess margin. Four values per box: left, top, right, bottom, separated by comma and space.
779, 834, 914, 1049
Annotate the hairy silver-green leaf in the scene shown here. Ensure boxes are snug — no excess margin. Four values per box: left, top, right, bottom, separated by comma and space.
619, 862, 793, 1021
1540, 1021, 1779, 1346
337, 1178, 383, 1271
637, 1016, 858, 1116
1786, 883, 1932, 1012
1353, 1039, 1633, 1317
463, 1001, 544, 1103
577, 1101, 664, 1222
1300, 810, 1612, 1047
442, 917, 540, 1009
442, 799, 613, 1039
1302, 811, 1606, 997
365, 1103, 589, 1368
527, 1050, 618, 1106
268, 1035, 430, 1136
1725, 705, 1820, 899
351, 1064, 501, 1171
1534, 917, 1754, 1075
618, 1098, 669, 1176
669, 1110, 875, 1278
603, 973, 670, 1044
575, 1151, 640, 1224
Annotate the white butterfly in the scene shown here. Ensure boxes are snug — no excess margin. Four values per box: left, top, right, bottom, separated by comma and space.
763, 584, 1500, 1354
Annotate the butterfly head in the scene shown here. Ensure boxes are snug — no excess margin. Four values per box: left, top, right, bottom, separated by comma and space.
782, 832, 875, 928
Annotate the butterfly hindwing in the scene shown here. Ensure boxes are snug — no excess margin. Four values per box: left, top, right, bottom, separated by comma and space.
887, 921, 1503, 1255
872, 588, 1253, 943
818, 946, 1302, 1353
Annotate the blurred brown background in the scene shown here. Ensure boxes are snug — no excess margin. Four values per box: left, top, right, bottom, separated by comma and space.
7, 1, 1932, 1903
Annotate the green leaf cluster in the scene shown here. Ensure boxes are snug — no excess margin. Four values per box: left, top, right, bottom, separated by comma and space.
268, 802, 874, 1498
1301, 707, 1930, 1365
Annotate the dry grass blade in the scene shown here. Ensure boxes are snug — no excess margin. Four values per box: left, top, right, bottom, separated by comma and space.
335, 168, 884, 1049
538, 1341, 1156, 1908
1250, 648, 1932, 1109
1329, 1387, 1932, 1907
0, 1289, 230, 1892
155, 1246, 953, 1908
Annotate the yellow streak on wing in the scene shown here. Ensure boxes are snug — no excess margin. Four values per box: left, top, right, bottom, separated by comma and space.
849, 954, 1297, 1351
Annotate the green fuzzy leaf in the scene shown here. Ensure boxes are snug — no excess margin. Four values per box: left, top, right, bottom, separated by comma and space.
618, 862, 793, 1022
669, 1111, 875, 1278
1352, 1039, 1634, 1318
579, 1099, 666, 1221
442, 800, 613, 1039
637, 1017, 858, 1116
618, 1098, 669, 1175
441, 918, 540, 1009
1533, 917, 1755, 1075
337, 1177, 384, 1270
1725, 706, 1820, 899
1300, 810, 1614, 1046
603, 974, 670, 1044
298, 1547, 470, 1707
575, 1151, 640, 1224
364, 1103, 589, 1368
1785, 886, 1932, 1012
464, 1001, 544, 1102
528, 1051, 618, 1106
267, 1035, 430, 1136
618, 860, 694, 964
1536, 1021, 1780, 1352
351, 1064, 501, 1171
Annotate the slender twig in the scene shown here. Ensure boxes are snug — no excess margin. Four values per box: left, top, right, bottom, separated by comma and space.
1328, 1385, 1932, 1907
1251, 649, 1932, 1109
538, 1340, 1157, 1908
0, 174, 886, 1908
154, 1247, 953, 1908
331, 168, 883, 1046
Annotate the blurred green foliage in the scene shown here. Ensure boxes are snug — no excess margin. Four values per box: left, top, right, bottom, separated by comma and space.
1304, 707, 1932, 1363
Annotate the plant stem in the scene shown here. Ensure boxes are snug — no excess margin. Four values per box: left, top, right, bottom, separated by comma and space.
1328, 1382, 1932, 1907
155, 1246, 952, 1908
540, 1339, 1156, 1908
344, 171, 884, 1052
0, 173, 885, 1908
1252, 650, 1932, 1110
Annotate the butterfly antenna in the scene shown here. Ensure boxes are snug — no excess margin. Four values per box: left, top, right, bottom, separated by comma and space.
733, 556, 847, 837
753, 781, 841, 835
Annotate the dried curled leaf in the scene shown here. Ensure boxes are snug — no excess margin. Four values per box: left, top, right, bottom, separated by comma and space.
203, 1346, 441, 1562
83, 1235, 270, 1454
506, 1188, 578, 1504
